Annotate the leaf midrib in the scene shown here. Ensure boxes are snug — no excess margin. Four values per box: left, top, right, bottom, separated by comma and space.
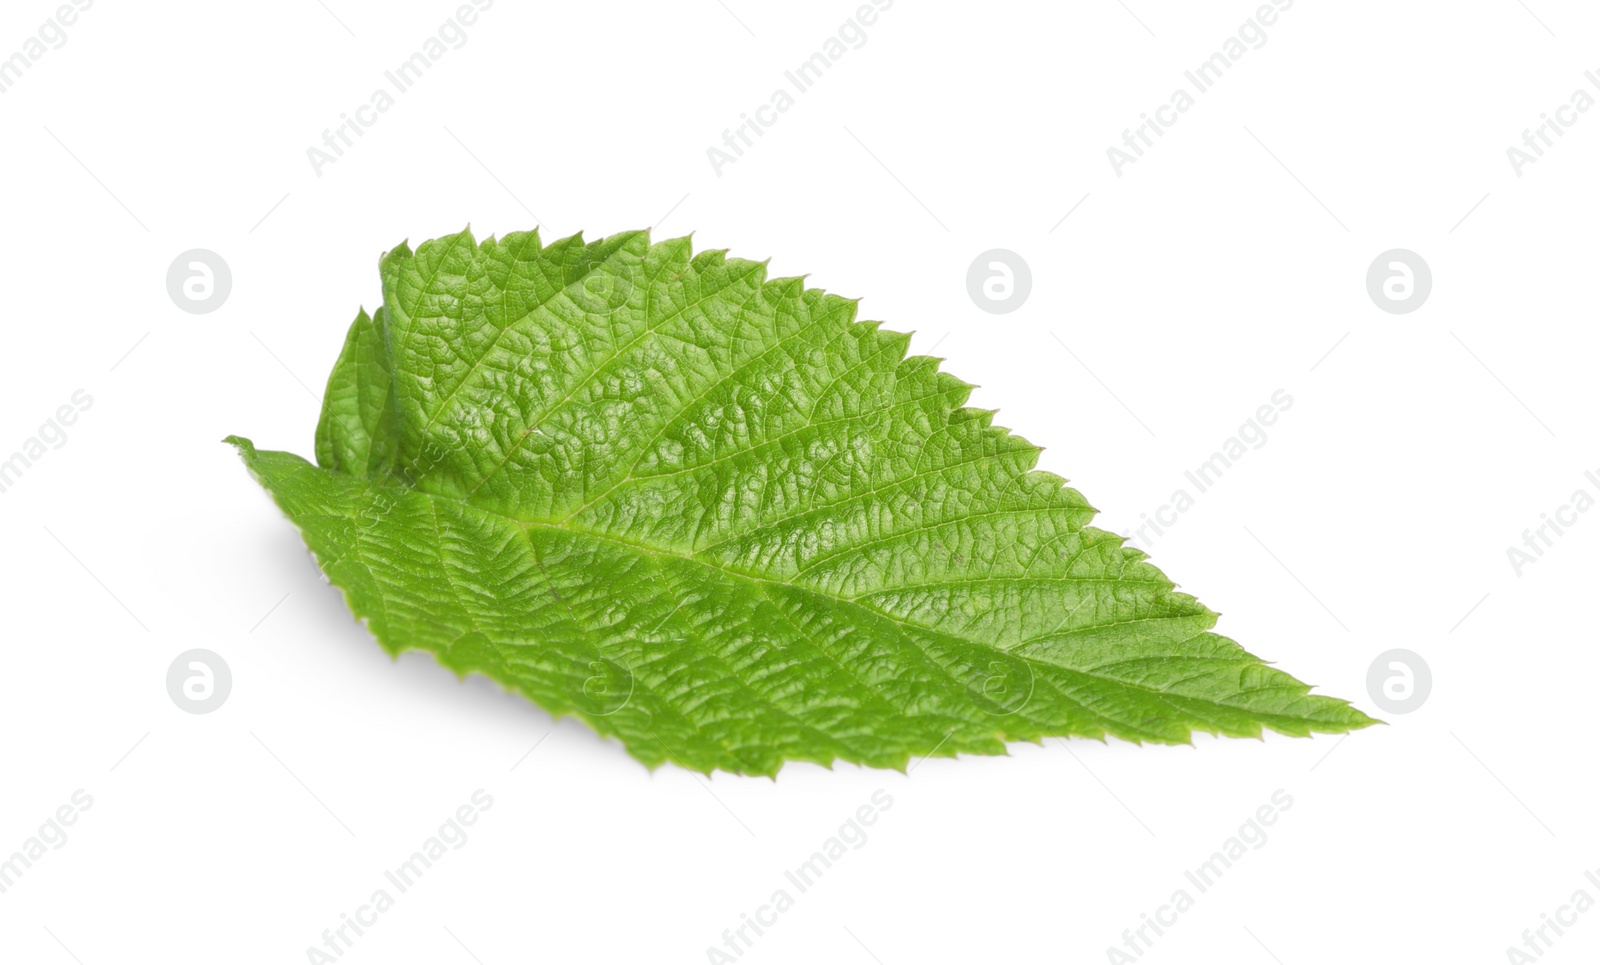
349, 470, 1289, 737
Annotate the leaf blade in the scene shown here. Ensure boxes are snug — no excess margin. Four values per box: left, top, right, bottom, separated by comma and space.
233, 228, 1376, 775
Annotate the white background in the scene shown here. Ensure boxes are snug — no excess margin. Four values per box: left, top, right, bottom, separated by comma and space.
2, 1, 1596, 962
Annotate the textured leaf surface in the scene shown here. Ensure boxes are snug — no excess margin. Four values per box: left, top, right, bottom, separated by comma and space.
231, 227, 1375, 775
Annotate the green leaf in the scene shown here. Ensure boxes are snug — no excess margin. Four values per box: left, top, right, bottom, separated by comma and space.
230, 227, 1376, 776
